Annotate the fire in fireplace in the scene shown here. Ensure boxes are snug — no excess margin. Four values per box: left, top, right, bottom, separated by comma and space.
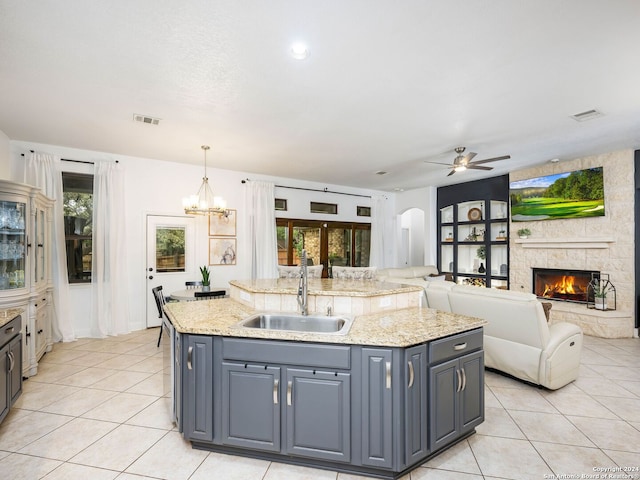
533, 268, 600, 304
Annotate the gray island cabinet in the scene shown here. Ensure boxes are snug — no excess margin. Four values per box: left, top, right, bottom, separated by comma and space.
163, 281, 486, 479
177, 327, 484, 479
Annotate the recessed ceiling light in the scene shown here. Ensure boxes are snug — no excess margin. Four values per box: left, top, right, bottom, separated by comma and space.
375, 171, 387, 175
290, 42, 310, 60
549, 158, 560, 163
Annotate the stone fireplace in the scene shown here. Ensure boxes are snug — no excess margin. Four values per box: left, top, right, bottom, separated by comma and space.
532, 267, 598, 304
509, 149, 635, 338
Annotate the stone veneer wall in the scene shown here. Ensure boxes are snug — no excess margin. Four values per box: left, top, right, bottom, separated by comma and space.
509, 149, 635, 338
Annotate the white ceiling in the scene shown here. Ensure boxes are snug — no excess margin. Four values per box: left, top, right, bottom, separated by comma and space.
2, 0, 640, 191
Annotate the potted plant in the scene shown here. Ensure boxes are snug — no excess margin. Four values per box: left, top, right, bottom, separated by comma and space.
593, 280, 608, 310
200, 265, 211, 292
517, 228, 531, 239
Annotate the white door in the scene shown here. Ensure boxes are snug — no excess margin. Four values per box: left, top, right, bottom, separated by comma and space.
146, 215, 195, 328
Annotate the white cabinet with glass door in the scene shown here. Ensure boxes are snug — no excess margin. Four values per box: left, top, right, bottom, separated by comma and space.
0, 180, 53, 377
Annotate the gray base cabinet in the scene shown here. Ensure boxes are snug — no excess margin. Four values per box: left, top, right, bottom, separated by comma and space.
221, 362, 281, 452
360, 347, 393, 469
179, 328, 484, 479
404, 344, 428, 464
286, 368, 351, 462
429, 330, 484, 452
1, 315, 22, 425
183, 335, 214, 442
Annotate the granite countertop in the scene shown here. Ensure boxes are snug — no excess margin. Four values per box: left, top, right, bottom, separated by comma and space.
0, 308, 24, 329
229, 278, 423, 297
164, 298, 486, 348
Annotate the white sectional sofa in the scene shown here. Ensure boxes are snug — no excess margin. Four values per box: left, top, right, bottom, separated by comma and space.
377, 266, 583, 390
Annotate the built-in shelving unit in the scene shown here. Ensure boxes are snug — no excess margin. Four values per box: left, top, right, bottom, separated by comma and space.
437, 175, 509, 289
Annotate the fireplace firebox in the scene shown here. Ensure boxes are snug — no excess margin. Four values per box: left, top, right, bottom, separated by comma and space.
533, 268, 600, 304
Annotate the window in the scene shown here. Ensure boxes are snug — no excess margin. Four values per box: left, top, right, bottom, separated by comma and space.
276, 219, 371, 276
62, 172, 93, 283
155, 226, 186, 272
357, 206, 371, 217
275, 198, 288, 211
310, 202, 338, 214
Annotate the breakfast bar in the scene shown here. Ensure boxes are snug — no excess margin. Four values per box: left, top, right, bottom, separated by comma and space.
163, 279, 487, 479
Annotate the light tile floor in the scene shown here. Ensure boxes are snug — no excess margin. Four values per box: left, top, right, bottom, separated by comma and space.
1, 329, 639, 479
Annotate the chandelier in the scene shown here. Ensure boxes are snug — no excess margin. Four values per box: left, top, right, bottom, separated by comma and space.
182, 145, 228, 216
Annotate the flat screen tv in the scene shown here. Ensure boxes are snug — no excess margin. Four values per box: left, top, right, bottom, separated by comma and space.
510, 167, 604, 222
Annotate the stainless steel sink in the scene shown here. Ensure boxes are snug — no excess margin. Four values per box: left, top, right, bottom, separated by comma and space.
237, 313, 352, 335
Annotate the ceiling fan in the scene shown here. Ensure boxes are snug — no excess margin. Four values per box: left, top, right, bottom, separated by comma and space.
427, 147, 511, 176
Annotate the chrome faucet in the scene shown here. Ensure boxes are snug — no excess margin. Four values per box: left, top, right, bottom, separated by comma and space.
297, 249, 309, 316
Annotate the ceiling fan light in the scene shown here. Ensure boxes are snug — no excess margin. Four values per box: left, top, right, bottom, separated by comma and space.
454, 165, 467, 172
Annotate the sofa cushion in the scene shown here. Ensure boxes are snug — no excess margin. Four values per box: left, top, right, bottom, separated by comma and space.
377, 266, 439, 279
449, 285, 550, 349
424, 281, 454, 312
332, 266, 377, 280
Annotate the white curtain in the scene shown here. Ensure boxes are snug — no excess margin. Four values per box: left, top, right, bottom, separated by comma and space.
244, 181, 278, 279
91, 161, 129, 336
24, 152, 76, 342
369, 194, 392, 268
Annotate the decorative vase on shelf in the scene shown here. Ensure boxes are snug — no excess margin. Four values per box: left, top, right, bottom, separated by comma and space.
478, 263, 486, 274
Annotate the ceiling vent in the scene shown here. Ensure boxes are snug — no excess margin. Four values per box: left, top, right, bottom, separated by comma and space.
570, 109, 603, 122
133, 114, 161, 125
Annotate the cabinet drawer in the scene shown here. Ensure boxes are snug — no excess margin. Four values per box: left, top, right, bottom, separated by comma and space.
0, 315, 22, 346
429, 328, 482, 364
222, 338, 351, 370
34, 296, 48, 310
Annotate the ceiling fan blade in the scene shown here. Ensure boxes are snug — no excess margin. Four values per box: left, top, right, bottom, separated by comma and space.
425, 161, 455, 166
462, 152, 477, 163
467, 165, 493, 171
470, 155, 511, 166
447, 169, 456, 177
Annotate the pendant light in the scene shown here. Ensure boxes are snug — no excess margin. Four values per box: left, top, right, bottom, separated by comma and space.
182, 145, 227, 216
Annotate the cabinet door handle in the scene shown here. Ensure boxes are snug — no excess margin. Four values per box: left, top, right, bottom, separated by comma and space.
461, 368, 467, 392
456, 369, 462, 393
273, 379, 279, 405
187, 346, 193, 370
7, 351, 14, 373
407, 360, 414, 388
385, 361, 392, 389
286, 380, 292, 406
453, 342, 467, 351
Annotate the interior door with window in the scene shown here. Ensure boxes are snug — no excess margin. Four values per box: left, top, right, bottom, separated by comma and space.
146, 215, 195, 328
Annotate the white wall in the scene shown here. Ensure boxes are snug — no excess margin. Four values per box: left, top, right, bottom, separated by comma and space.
0, 129, 11, 180
10, 141, 394, 335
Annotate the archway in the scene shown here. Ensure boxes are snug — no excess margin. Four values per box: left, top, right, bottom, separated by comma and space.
399, 207, 425, 267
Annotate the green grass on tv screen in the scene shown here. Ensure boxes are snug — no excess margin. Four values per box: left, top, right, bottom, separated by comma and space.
510, 198, 604, 220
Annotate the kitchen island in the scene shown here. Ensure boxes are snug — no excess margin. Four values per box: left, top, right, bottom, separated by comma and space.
163, 280, 486, 479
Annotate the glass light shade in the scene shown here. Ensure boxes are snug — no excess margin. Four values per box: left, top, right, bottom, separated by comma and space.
183, 145, 228, 216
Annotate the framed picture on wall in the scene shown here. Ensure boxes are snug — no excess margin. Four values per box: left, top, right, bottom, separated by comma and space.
209, 209, 236, 236
209, 237, 237, 265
